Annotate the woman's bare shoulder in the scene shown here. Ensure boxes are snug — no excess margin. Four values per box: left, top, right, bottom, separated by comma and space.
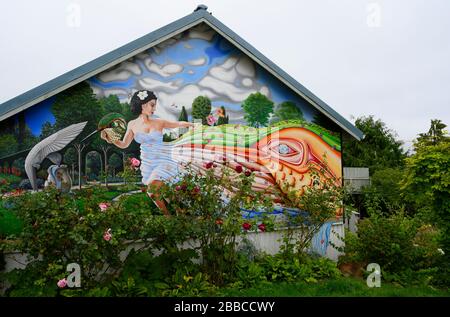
128, 118, 138, 126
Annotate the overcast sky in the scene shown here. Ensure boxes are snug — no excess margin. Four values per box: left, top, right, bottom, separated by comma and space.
1, 0, 449, 149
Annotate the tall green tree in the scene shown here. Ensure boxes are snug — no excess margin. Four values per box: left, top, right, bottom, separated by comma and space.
40, 121, 56, 140
401, 119, 449, 220
99, 95, 123, 114
108, 153, 122, 177
401, 121, 449, 270
270, 101, 303, 123
192, 96, 211, 125
343, 116, 406, 173
51, 82, 102, 141
0, 134, 18, 158
416, 119, 449, 147
86, 151, 102, 177
16, 126, 38, 151
178, 106, 188, 122
241, 92, 274, 128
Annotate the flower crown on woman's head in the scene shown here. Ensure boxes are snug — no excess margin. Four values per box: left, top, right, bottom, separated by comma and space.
137, 90, 148, 101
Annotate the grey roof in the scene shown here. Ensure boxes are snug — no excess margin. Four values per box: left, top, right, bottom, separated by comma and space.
0, 5, 363, 140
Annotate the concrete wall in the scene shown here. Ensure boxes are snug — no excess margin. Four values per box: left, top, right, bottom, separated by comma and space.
1, 222, 345, 275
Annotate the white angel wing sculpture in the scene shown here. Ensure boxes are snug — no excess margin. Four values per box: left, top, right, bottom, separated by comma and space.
25, 122, 87, 191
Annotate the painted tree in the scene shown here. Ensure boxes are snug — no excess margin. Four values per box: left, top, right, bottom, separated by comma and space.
51, 82, 102, 141
178, 106, 188, 122
73, 143, 86, 189
63, 147, 77, 180
99, 145, 111, 187
271, 101, 303, 123
192, 96, 212, 125
39, 122, 56, 140
0, 134, 18, 158
241, 92, 274, 127
108, 153, 122, 178
99, 95, 123, 114
86, 151, 102, 178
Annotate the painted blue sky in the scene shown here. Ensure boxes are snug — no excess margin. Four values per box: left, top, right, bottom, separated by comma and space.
22, 28, 318, 136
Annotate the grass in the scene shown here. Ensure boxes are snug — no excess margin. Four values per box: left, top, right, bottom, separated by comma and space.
217, 278, 450, 297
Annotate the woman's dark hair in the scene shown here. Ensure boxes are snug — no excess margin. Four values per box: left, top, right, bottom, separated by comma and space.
130, 90, 157, 115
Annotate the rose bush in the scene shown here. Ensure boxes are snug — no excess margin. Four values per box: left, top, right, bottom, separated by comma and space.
150, 162, 273, 285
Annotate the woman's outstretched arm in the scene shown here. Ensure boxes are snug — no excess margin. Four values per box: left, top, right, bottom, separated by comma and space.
101, 123, 134, 149
162, 120, 195, 129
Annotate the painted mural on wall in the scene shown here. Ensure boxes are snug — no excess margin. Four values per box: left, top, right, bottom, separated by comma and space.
0, 23, 342, 224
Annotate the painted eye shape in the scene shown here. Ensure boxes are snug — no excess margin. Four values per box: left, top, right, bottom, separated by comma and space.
278, 144, 292, 155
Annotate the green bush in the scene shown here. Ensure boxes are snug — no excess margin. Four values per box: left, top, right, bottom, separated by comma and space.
0, 187, 190, 295
338, 212, 446, 287
233, 252, 341, 288
278, 160, 344, 256
153, 163, 272, 286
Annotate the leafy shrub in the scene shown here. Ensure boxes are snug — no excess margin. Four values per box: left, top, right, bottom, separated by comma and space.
155, 270, 214, 297
338, 212, 446, 287
278, 161, 344, 256
0, 187, 189, 295
234, 253, 341, 288
153, 163, 272, 286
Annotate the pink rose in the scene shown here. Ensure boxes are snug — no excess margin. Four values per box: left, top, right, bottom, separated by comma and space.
130, 158, 141, 167
99, 202, 110, 212
57, 278, 67, 288
103, 228, 112, 241
206, 115, 217, 126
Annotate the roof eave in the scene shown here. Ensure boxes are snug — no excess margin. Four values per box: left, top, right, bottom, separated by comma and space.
0, 8, 363, 140
0, 9, 207, 121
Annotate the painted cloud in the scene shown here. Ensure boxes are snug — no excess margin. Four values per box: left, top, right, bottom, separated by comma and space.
90, 23, 273, 123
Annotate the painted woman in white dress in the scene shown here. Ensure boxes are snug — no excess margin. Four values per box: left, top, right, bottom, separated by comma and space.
101, 90, 194, 216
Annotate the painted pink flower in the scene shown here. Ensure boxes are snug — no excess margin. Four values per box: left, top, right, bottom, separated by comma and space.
258, 223, 266, 232
206, 115, 217, 126
244, 170, 252, 177
235, 165, 243, 173
204, 162, 214, 169
57, 278, 67, 288
99, 202, 110, 212
130, 158, 141, 167
242, 222, 252, 231
103, 228, 112, 241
